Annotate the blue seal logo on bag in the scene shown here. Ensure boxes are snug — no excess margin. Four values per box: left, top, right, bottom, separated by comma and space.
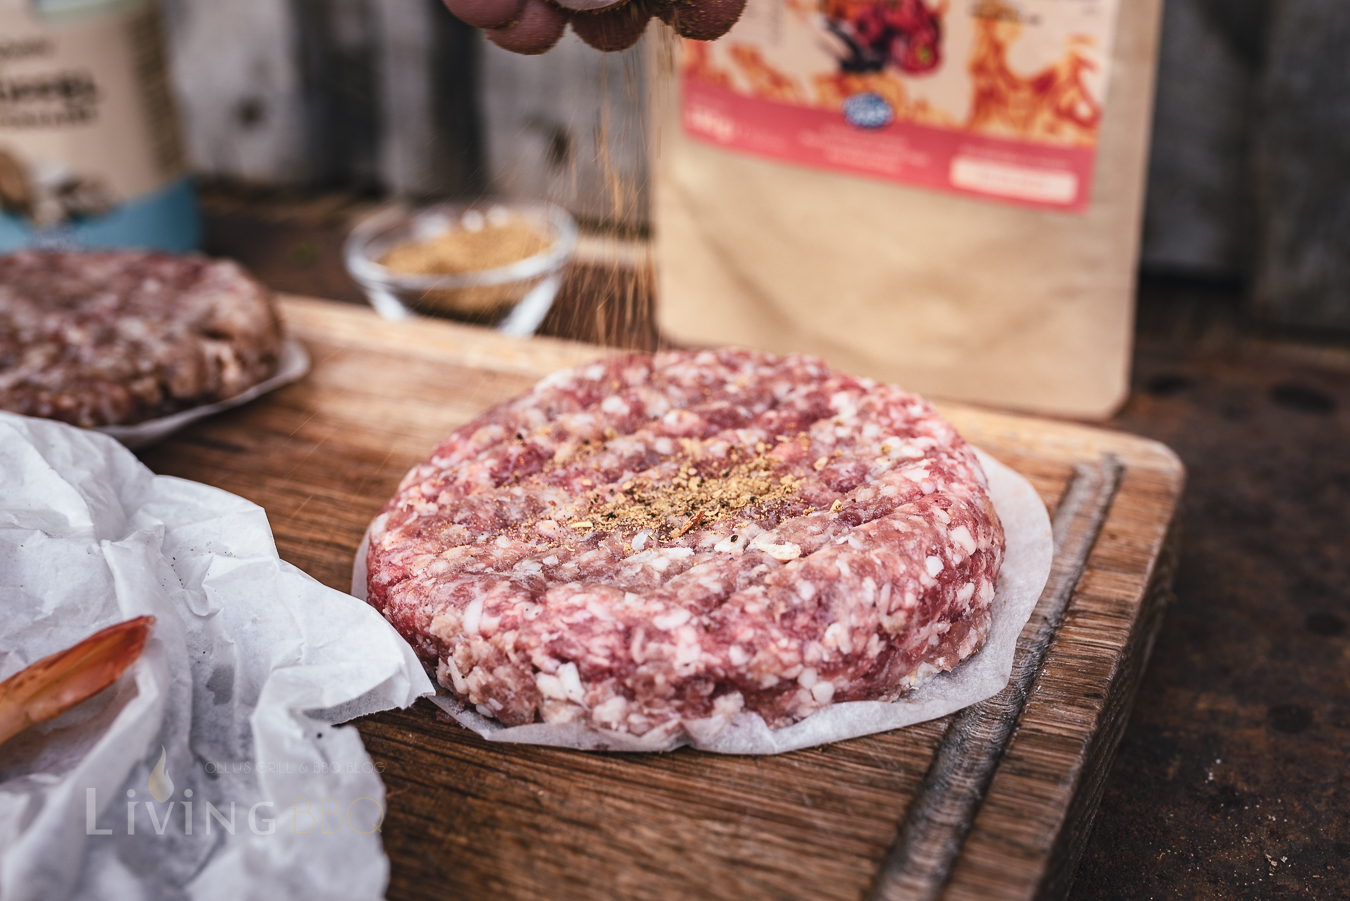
842, 92, 894, 130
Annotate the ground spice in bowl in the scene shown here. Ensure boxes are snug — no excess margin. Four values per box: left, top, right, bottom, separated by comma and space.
379, 219, 554, 277
347, 202, 575, 331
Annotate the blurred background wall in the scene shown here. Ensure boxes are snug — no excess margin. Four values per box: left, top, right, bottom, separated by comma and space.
157, 0, 1348, 329
1140, 0, 1350, 331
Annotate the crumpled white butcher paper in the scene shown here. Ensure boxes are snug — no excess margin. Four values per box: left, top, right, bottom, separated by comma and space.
0, 412, 434, 901
353, 449, 1054, 755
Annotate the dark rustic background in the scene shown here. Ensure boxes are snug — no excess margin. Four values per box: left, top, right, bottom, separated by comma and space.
1141, 0, 1350, 331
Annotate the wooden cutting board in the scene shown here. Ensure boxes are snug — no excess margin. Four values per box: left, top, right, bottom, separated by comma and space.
140, 296, 1184, 901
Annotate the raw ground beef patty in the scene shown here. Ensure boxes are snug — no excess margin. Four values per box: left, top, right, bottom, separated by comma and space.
0, 251, 283, 427
366, 349, 1005, 737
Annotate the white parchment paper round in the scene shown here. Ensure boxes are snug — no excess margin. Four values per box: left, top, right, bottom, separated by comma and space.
352, 449, 1053, 755
0, 412, 434, 901
96, 337, 311, 450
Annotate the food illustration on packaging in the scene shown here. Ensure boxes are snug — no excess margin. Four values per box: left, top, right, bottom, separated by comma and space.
823, 0, 944, 75
681, 0, 1120, 210
964, 2, 1102, 146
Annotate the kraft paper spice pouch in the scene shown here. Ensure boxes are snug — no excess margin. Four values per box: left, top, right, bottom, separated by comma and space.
652, 0, 1164, 419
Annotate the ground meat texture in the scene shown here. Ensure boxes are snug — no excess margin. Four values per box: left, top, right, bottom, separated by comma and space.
0, 251, 283, 428
366, 349, 1005, 736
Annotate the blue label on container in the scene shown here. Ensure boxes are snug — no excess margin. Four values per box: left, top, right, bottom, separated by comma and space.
0, 177, 200, 255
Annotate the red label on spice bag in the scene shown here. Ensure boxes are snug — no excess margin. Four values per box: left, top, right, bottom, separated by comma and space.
680, 0, 1120, 212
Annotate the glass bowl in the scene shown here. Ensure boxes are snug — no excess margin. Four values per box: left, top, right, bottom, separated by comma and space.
344, 201, 577, 337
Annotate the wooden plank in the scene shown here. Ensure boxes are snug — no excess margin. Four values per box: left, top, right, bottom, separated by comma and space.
138, 297, 1183, 901
290, 0, 382, 186
1251, 0, 1350, 330
1138, 0, 1255, 277
371, 0, 485, 197
944, 468, 1182, 900
161, 0, 309, 182
280, 294, 609, 375
362, 707, 952, 901
871, 456, 1124, 900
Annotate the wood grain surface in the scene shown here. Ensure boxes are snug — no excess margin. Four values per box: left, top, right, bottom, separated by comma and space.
139, 297, 1185, 901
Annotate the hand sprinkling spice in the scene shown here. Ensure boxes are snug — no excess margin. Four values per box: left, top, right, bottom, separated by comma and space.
441, 0, 746, 55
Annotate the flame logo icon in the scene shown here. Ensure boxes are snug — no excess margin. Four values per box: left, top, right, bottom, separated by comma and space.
148, 746, 174, 803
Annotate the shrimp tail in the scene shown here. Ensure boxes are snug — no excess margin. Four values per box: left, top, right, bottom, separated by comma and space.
0, 616, 154, 747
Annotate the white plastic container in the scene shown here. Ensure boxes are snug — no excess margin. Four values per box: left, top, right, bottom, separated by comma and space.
0, 0, 199, 251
